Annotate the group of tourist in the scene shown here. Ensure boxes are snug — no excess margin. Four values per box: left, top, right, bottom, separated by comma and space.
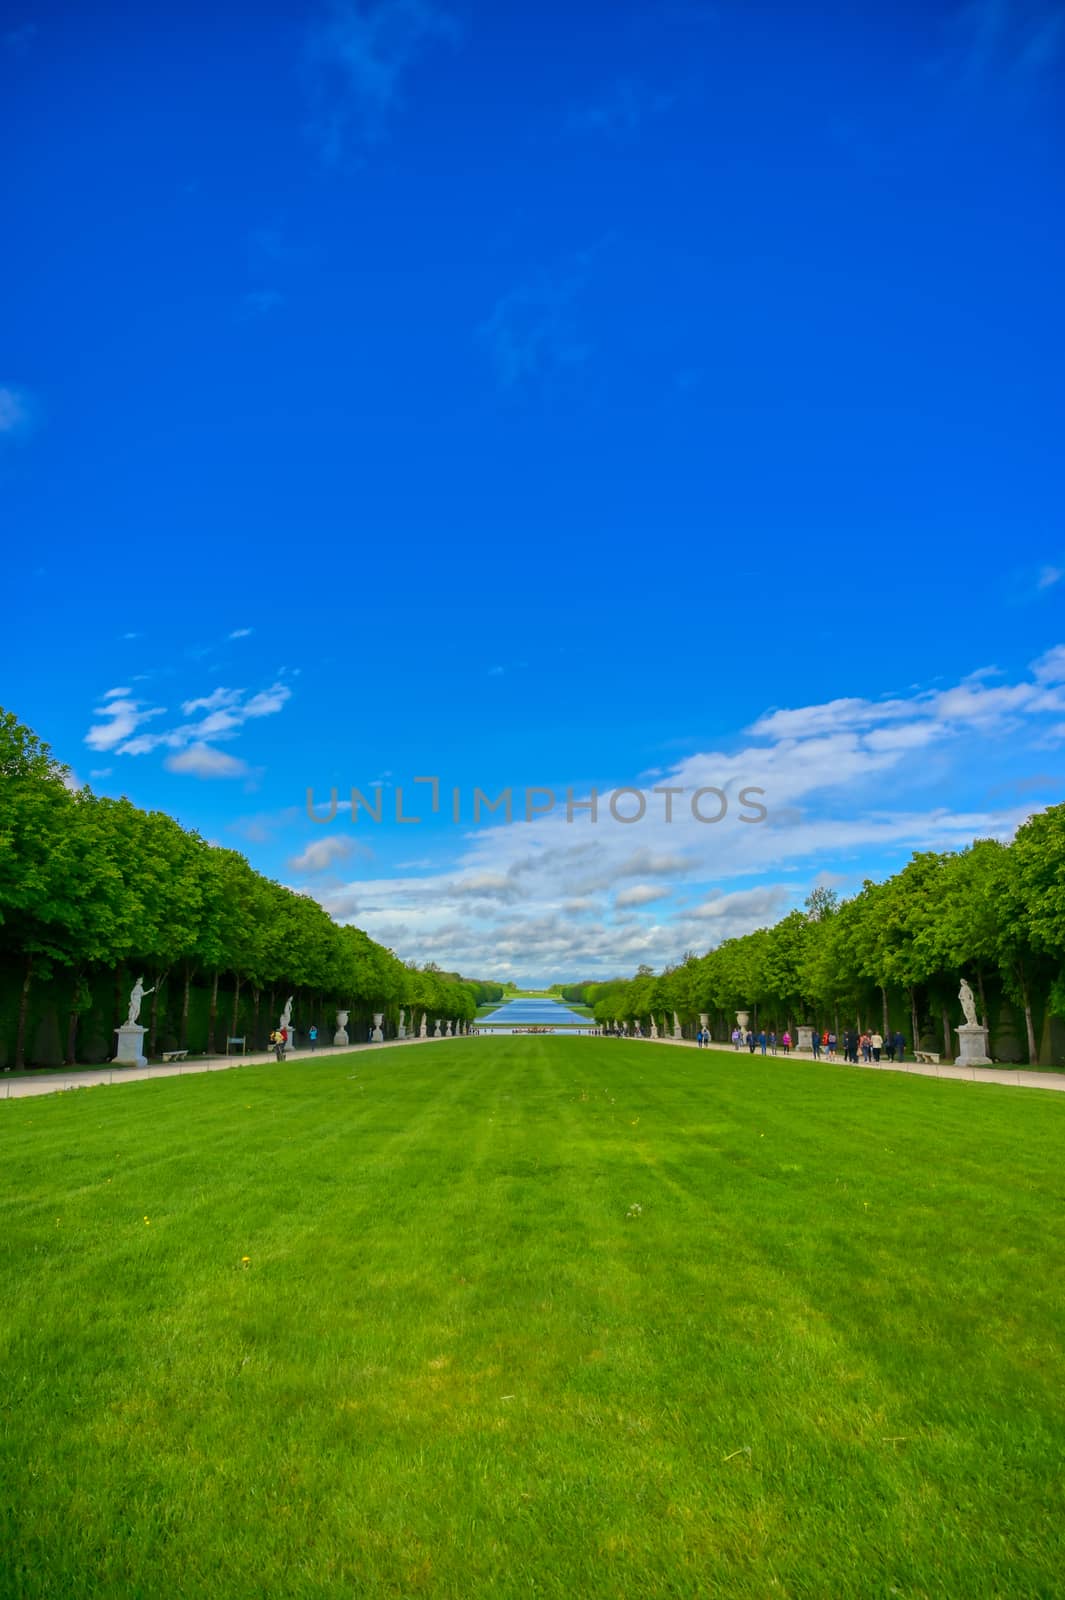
727, 1026, 907, 1063
730, 1028, 794, 1055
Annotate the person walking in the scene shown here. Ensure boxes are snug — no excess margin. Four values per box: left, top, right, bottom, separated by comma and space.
747, 1029, 757, 1054
309, 1025, 318, 1052
884, 1033, 895, 1062
782, 1030, 791, 1055
894, 1030, 906, 1062
768, 1030, 778, 1055
827, 1031, 837, 1060
811, 1030, 821, 1060
731, 1027, 740, 1050
870, 1030, 882, 1063
758, 1030, 767, 1056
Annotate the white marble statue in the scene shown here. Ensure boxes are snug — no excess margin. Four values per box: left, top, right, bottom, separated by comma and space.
398, 1008, 407, 1039
279, 995, 293, 1033
650, 1017, 659, 1040
446, 1020, 453, 1037
960, 978, 978, 1027
420, 1013, 428, 1038
673, 1011, 682, 1039
126, 976, 155, 1026
434, 1019, 442, 1038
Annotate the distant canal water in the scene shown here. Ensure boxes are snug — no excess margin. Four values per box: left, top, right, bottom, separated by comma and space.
478, 997, 591, 1031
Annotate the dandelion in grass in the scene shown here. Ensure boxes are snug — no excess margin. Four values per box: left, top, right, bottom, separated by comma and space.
241, 1256, 251, 1268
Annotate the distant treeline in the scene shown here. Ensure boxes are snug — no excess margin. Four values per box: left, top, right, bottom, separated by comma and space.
561, 814, 1065, 1064
0, 710, 503, 1069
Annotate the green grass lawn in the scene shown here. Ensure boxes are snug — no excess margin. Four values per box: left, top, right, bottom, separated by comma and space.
2, 1041, 1063, 1599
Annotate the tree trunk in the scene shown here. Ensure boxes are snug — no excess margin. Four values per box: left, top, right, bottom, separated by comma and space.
1018, 962, 1037, 1064
114, 964, 126, 1045
909, 987, 920, 1052
976, 968, 988, 1028
181, 962, 191, 1049
881, 985, 889, 1035
148, 970, 167, 1060
65, 966, 82, 1065
230, 974, 242, 1040
208, 969, 219, 1054
253, 988, 261, 1049
14, 952, 34, 1072
941, 999, 951, 1059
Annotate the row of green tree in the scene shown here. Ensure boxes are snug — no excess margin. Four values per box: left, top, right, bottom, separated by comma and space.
561, 812, 1065, 1063
0, 709, 502, 1069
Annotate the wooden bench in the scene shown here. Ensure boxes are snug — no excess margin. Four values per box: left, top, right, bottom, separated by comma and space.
162, 1050, 189, 1063
913, 1050, 940, 1065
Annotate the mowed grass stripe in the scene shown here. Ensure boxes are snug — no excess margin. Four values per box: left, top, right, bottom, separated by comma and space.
1, 1039, 1063, 1599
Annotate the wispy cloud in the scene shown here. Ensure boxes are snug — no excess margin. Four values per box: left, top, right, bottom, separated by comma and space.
0, 384, 36, 437
563, 78, 676, 142
239, 289, 285, 319
85, 696, 168, 752
477, 251, 597, 393
229, 627, 254, 639
1038, 564, 1063, 590
931, 0, 1065, 88
304, 0, 461, 162
84, 682, 292, 758
164, 743, 252, 780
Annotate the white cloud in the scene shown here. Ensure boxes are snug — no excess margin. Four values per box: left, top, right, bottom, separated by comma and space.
164, 743, 251, 779
102, 686, 132, 700
289, 836, 355, 873
182, 688, 244, 715
304, 650, 1065, 981
98, 682, 292, 758
1032, 644, 1065, 684
229, 627, 254, 639
89, 767, 112, 779
85, 697, 168, 751
1038, 565, 1062, 590
615, 883, 673, 908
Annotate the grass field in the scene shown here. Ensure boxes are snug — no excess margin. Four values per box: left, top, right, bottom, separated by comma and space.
2, 1040, 1063, 1599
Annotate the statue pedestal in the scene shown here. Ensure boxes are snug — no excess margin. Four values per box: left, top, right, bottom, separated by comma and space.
371, 1013, 384, 1043
955, 1022, 992, 1067
333, 1028, 349, 1048
797, 1026, 814, 1052
114, 1023, 147, 1067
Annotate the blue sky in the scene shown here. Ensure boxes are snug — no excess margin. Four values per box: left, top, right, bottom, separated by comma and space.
3, 0, 1064, 982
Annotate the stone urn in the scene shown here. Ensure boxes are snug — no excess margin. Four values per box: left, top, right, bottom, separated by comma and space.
736, 1011, 750, 1032
371, 1012, 384, 1043
334, 1010, 350, 1048
434, 1019, 442, 1038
